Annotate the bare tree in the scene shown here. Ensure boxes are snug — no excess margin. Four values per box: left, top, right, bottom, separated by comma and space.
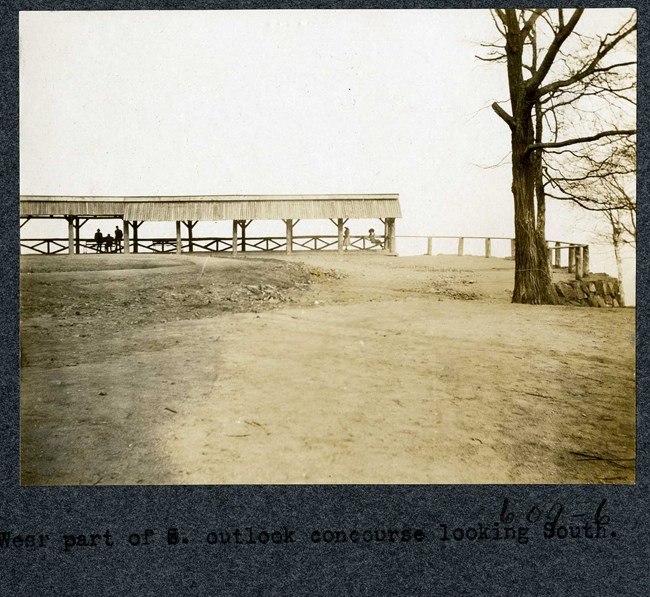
483, 9, 636, 304
546, 138, 636, 305
605, 209, 633, 306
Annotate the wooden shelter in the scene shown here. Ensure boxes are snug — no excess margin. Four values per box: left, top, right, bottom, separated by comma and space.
20, 194, 401, 255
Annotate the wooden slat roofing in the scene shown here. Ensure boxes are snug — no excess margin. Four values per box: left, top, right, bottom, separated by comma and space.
20, 194, 401, 221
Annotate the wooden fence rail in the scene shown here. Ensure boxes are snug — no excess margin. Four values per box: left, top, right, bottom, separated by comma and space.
20, 234, 591, 279
20, 234, 383, 255
396, 236, 589, 279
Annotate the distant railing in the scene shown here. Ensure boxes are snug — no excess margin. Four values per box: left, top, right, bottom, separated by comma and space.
398, 235, 590, 280
20, 234, 590, 279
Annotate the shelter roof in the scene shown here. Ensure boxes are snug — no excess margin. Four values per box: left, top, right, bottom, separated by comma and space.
20, 194, 401, 221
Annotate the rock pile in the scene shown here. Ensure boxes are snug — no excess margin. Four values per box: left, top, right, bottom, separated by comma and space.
554, 276, 623, 307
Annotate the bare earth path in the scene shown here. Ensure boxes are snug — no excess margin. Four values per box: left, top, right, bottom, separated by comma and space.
20, 252, 635, 484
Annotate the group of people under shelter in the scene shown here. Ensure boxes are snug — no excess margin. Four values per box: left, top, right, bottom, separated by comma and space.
342, 227, 384, 251
94, 226, 123, 253
91, 225, 382, 253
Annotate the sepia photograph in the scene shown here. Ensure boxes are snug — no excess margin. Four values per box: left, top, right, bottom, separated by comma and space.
19, 8, 636, 485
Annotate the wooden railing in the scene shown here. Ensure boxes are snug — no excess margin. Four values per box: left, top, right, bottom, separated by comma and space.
20, 234, 383, 255
19, 238, 70, 255
20, 234, 590, 279
398, 235, 590, 279
398, 235, 513, 259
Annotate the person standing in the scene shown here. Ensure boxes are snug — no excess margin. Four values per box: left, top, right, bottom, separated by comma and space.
104, 233, 114, 253
343, 227, 351, 251
94, 229, 104, 253
114, 226, 123, 253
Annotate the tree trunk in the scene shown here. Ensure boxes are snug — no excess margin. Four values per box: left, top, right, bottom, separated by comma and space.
532, 100, 557, 302
534, 100, 545, 233
510, 111, 558, 304
612, 227, 626, 307
504, 19, 558, 305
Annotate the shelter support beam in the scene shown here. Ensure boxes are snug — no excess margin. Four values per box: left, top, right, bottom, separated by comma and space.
383, 218, 396, 254
66, 216, 74, 255
241, 221, 246, 253
237, 220, 251, 253
284, 219, 293, 255
72, 217, 89, 254
184, 220, 197, 253
485, 238, 491, 258
123, 220, 130, 254
389, 218, 396, 254
176, 221, 182, 255
74, 217, 81, 254
132, 221, 142, 253
337, 218, 344, 253
554, 242, 561, 268
232, 220, 238, 257
458, 237, 464, 257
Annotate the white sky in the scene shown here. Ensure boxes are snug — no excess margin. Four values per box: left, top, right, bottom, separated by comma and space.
19, 9, 636, 302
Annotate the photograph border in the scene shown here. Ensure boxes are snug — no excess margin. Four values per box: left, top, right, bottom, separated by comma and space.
2, 1, 647, 594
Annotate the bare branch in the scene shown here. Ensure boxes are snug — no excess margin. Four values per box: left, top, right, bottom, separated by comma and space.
476, 54, 506, 63
521, 9, 547, 39
490, 10, 507, 37
491, 102, 515, 130
535, 20, 637, 99
527, 9, 584, 94
526, 129, 636, 155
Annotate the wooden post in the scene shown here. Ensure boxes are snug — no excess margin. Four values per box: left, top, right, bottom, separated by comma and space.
187, 221, 195, 253
575, 247, 583, 281
239, 221, 246, 253
554, 242, 561, 268
74, 217, 81, 254
123, 220, 130, 254
485, 237, 491, 258
568, 246, 575, 273
285, 219, 293, 255
427, 237, 433, 256
67, 217, 74, 255
337, 218, 344, 253
582, 245, 590, 277
390, 218, 396, 254
458, 237, 464, 256
232, 220, 238, 257
132, 222, 139, 254
175, 221, 182, 254
510, 238, 516, 259
547, 247, 553, 272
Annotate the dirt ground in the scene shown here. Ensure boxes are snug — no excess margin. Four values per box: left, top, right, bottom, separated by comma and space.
20, 251, 636, 484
